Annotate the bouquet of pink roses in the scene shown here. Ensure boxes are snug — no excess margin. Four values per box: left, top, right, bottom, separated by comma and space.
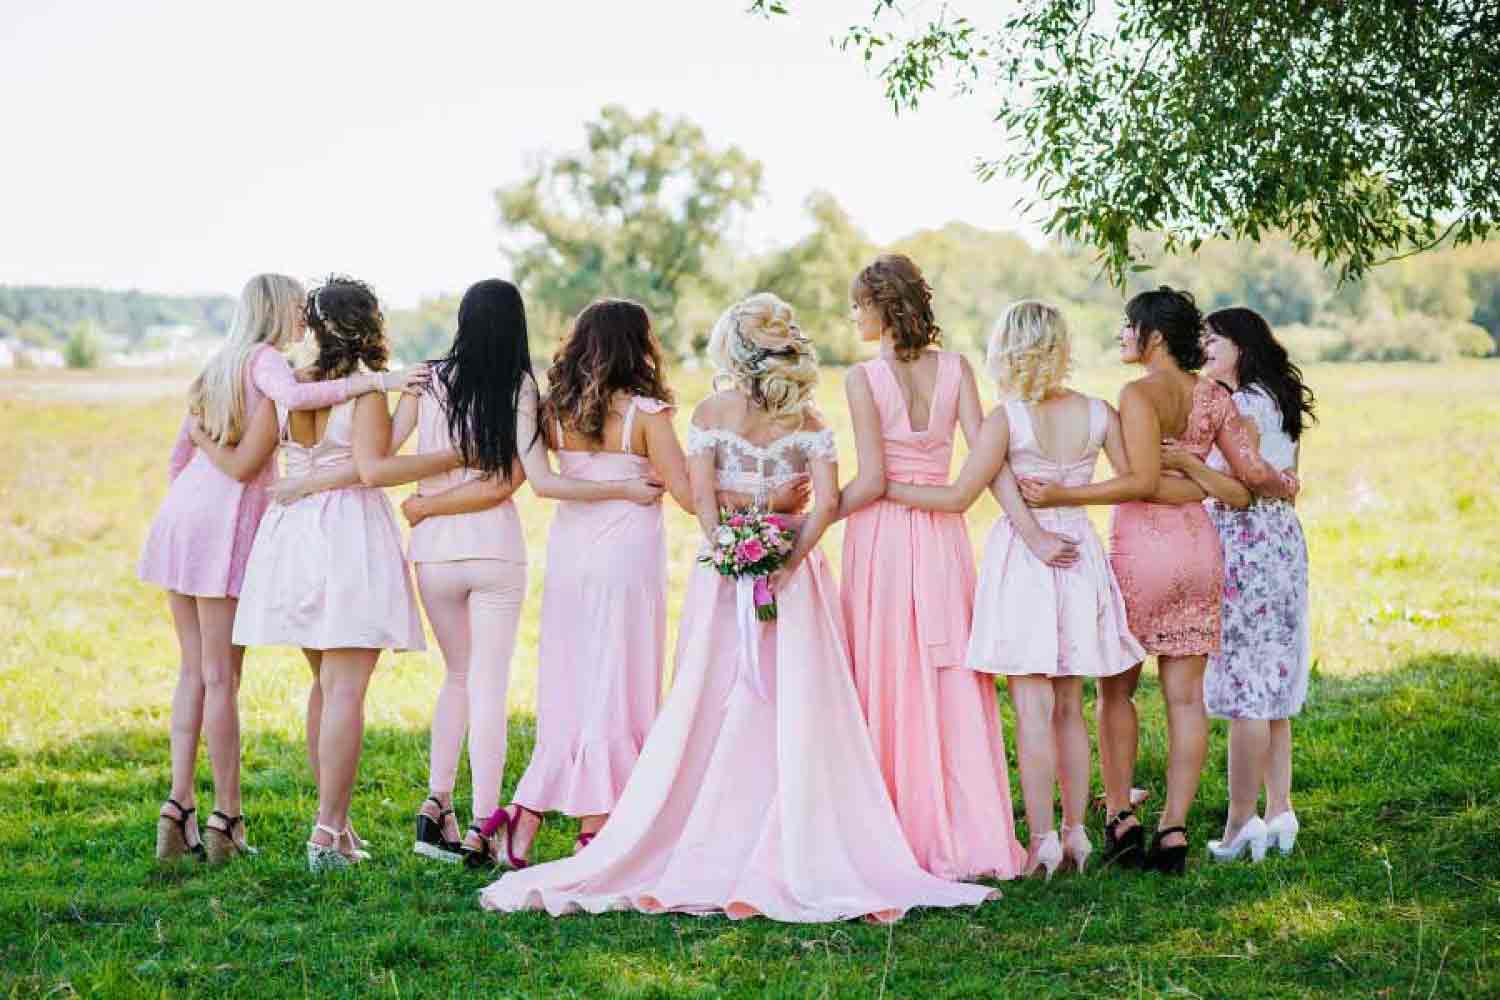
700, 507, 797, 621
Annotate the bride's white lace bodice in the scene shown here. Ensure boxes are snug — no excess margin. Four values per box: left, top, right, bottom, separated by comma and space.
686, 425, 837, 502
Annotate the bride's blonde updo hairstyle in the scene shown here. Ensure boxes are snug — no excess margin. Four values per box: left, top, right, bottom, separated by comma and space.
707, 292, 818, 420
986, 300, 1072, 402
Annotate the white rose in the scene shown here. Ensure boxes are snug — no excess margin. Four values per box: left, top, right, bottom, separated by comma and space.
715, 526, 736, 547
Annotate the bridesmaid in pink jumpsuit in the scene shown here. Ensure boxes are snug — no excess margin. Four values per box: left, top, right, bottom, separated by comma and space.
838, 255, 1025, 881
138, 273, 415, 863
1020, 286, 1297, 874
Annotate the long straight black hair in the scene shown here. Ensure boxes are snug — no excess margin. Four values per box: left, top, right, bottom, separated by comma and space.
432, 279, 533, 480
1205, 307, 1317, 441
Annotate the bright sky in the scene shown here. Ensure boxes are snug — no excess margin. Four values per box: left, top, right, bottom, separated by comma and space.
0, 0, 1035, 307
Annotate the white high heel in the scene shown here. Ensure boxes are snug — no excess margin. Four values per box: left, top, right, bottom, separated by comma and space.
1206, 815, 1268, 863
1024, 831, 1064, 881
1264, 810, 1299, 856
1060, 824, 1093, 874
307, 823, 352, 873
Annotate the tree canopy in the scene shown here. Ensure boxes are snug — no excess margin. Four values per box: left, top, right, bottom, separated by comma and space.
497, 105, 763, 351
750, 0, 1500, 285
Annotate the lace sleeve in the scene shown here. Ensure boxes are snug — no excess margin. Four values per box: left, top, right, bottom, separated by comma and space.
251, 346, 352, 410
685, 425, 719, 456
801, 429, 838, 463
1215, 396, 1298, 500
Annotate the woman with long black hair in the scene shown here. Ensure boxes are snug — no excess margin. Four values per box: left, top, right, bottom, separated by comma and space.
272, 279, 665, 866
1159, 307, 1315, 862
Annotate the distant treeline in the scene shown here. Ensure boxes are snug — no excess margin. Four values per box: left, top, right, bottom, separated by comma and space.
0, 286, 236, 349
6, 222, 1499, 369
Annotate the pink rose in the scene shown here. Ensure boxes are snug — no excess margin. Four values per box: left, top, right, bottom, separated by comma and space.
764, 514, 788, 531
728, 514, 747, 528
736, 538, 766, 564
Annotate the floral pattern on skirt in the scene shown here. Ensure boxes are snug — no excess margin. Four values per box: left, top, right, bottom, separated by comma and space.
1203, 498, 1310, 720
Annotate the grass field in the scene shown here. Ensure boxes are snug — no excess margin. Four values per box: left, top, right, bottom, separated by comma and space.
2, 360, 1498, 997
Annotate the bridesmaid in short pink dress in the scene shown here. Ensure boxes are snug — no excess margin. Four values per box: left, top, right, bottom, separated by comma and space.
1020, 287, 1297, 874
138, 273, 407, 863
838, 256, 1025, 881
480, 293, 994, 922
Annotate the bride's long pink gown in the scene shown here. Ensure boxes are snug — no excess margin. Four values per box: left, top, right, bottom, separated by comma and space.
480, 421, 995, 923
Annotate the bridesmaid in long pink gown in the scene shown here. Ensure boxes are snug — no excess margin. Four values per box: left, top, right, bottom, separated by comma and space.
836, 254, 1025, 881
138, 273, 416, 863
486, 300, 694, 866
1020, 286, 1298, 874
480, 293, 995, 922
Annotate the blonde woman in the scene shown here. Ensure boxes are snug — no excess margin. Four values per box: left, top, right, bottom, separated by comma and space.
886, 302, 1188, 877
480, 293, 993, 922
138, 273, 421, 862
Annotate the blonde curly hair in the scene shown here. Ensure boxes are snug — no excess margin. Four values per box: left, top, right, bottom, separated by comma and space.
986, 300, 1072, 402
708, 292, 818, 420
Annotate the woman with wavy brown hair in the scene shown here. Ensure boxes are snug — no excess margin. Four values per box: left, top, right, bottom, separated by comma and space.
484, 298, 695, 867
836, 253, 1026, 881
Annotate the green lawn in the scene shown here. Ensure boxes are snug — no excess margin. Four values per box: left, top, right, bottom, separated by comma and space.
1, 361, 1498, 997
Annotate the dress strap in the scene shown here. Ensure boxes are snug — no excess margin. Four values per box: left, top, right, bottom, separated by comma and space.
554, 415, 566, 450
1087, 396, 1108, 451
1004, 399, 1032, 451
619, 397, 638, 452
929, 351, 961, 438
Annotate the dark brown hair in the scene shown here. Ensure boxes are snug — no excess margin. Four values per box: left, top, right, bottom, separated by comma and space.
1205, 306, 1317, 441
851, 253, 941, 361
305, 274, 388, 379
542, 299, 673, 443
1125, 285, 1204, 371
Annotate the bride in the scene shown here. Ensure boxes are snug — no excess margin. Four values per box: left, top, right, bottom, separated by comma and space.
479, 292, 995, 922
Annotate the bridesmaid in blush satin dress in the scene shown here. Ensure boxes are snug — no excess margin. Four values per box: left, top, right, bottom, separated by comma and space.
1020, 287, 1297, 874
837, 256, 1024, 881
480, 294, 994, 922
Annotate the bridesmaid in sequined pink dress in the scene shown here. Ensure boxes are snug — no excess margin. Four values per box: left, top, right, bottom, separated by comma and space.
1020, 287, 1297, 874
137, 274, 416, 863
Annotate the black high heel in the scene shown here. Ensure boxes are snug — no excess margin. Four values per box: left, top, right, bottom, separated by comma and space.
1144, 826, 1189, 875
461, 823, 497, 870
412, 796, 462, 863
1101, 808, 1144, 868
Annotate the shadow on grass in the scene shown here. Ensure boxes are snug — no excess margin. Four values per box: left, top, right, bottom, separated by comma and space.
2, 653, 1498, 997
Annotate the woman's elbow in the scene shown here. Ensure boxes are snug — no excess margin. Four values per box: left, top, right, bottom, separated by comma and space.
355, 462, 384, 488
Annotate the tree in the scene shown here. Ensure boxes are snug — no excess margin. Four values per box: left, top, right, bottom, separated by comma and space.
63, 321, 101, 369
750, 1, 1500, 285
752, 192, 876, 363
497, 105, 763, 352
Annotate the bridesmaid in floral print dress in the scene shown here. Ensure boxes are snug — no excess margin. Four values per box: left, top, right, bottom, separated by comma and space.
1160, 307, 1315, 863
1019, 287, 1298, 874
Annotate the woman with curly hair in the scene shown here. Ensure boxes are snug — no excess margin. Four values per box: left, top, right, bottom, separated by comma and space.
475, 298, 693, 867
1019, 287, 1299, 874
835, 253, 1026, 881
479, 292, 994, 922
223, 275, 438, 871
140, 272, 421, 864
884, 301, 1163, 878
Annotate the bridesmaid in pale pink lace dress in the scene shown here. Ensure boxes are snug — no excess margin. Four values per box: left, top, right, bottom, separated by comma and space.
836, 254, 1024, 882
480, 293, 994, 922
138, 273, 418, 863
1020, 287, 1297, 874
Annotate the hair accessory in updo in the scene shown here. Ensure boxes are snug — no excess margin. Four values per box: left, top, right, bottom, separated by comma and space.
708, 293, 818, 419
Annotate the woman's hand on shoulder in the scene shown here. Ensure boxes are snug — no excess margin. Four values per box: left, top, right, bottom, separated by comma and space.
1018, 477, 1063, 508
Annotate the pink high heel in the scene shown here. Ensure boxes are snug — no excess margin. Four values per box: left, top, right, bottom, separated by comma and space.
476, 804, 543, 870
573, 831, 597, 854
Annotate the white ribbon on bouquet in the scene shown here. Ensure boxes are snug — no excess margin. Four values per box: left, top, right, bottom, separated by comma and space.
734, 575, 771, 700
